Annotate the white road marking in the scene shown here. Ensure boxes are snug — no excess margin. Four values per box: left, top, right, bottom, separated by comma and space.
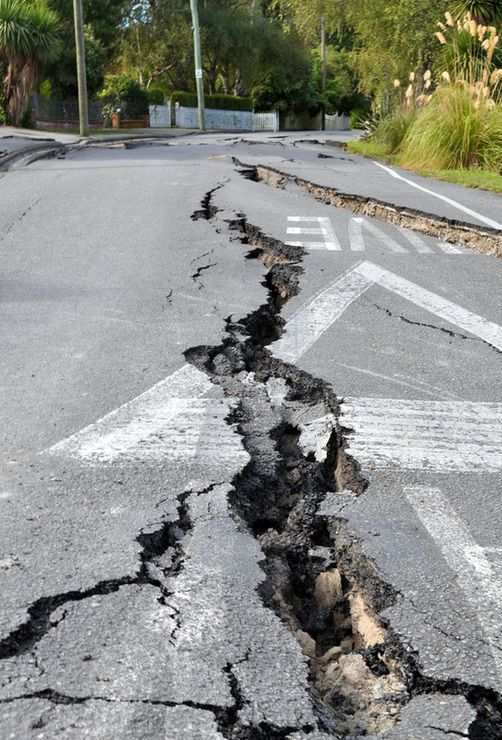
287, 227, 325, 235
406, 486, 502, 682
438, 241, 463, 254
342, 398, 502, 472
354, 261, 502, 350
349, 217, 407, 253
272, 260, 502, 363
271, 262, 373, 363
288, 216, 321, 222
348, 218, 365, 251
397, 226, 433, 253
373, 161, 502, 230
47, 364, 248, 466
286, 216, 340, 250
286, 241, 333, 249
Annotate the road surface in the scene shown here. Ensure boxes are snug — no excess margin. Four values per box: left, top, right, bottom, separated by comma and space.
0, 131, 501, 738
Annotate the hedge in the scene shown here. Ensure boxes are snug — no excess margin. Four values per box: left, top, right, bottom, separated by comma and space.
171, 91, 253, 112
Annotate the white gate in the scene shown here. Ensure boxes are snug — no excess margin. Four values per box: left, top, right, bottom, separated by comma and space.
149, 103, 171, 128
253, 112, 279, 132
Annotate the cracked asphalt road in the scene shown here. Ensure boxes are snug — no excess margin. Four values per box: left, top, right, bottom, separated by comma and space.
0, 131, 501, 738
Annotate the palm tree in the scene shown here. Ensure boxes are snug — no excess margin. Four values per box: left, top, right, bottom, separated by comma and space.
0, 0, 62, 125
451, 0, 502, 25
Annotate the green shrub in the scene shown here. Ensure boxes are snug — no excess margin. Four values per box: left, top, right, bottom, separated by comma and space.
399, 86, 502, 171
208, 94, 253, 112
147, 87, 165, 106
21, 107, 34, 129
398, 12, 502, 172
38, 79, 53, 99
373, 108, 416, 153
98, 74, 148, 119
0, 105, 5, 125
171, 91, 198, 108
171, 91, 253, 112
350, 108, 368, 129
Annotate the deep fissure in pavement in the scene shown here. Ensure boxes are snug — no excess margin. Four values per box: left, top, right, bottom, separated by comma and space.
185, 200, 413, 736
1, 177, 500, 737
182, 186, 502, 738
233, 159, 502, 257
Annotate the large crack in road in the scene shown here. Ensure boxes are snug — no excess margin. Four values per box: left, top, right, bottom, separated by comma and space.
1, 151, 500, 737
180, 179, 502, 737
233, 160, 502, 257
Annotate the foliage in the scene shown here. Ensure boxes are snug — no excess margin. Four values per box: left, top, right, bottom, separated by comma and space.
344, 0, 450, 107
373, 108, 417, 152
450, 0, 502, 25
350, 108, 368, 128
147, 86, 165, 105
43, 0, 124, 97
400, 15, 501, 171
0, 0, 62, 125
310, 47, 369, 114
98, 73, 148, 120
171, 91, 253, 111
119, 0, 194, 91
119, 0, 318, 115
400, 84, 501, 171
251, 23, 317, 112
361, 13, 502, 175
270, 0, 343, 42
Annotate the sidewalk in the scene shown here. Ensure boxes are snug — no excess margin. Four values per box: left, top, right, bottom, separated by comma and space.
0, 125, 81, 147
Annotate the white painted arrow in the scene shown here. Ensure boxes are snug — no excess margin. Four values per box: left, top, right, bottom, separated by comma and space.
271, 260, 502, 363
46, 364, 248, 467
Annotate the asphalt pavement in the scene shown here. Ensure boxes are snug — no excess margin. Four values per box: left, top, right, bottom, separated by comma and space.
0, 132, 501, 738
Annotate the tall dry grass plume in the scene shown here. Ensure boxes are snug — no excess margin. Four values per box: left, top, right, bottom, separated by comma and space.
399, 12, 501, 171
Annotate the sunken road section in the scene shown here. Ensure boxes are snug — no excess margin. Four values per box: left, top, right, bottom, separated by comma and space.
234, 159, 502, 258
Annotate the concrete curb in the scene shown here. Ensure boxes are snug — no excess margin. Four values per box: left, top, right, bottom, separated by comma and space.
0, 141, 64, 171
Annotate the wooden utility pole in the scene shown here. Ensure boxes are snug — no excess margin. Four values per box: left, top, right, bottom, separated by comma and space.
189, 0, 206, 131
73, 0, 89, 137
320, 15, 326, 131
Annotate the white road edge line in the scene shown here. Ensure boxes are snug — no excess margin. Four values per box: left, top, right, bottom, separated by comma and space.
373, 161, 502, 231
406, 485, 502, 683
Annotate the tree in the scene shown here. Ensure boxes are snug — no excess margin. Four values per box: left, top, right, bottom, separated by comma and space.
42, 0, 125, 97
119, 0, 193, 91
450, 0, 502, 24
0, 0, 62, 124
251, 25, 314, 111
270, 0, 341, 42
344, 0, 450, 108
